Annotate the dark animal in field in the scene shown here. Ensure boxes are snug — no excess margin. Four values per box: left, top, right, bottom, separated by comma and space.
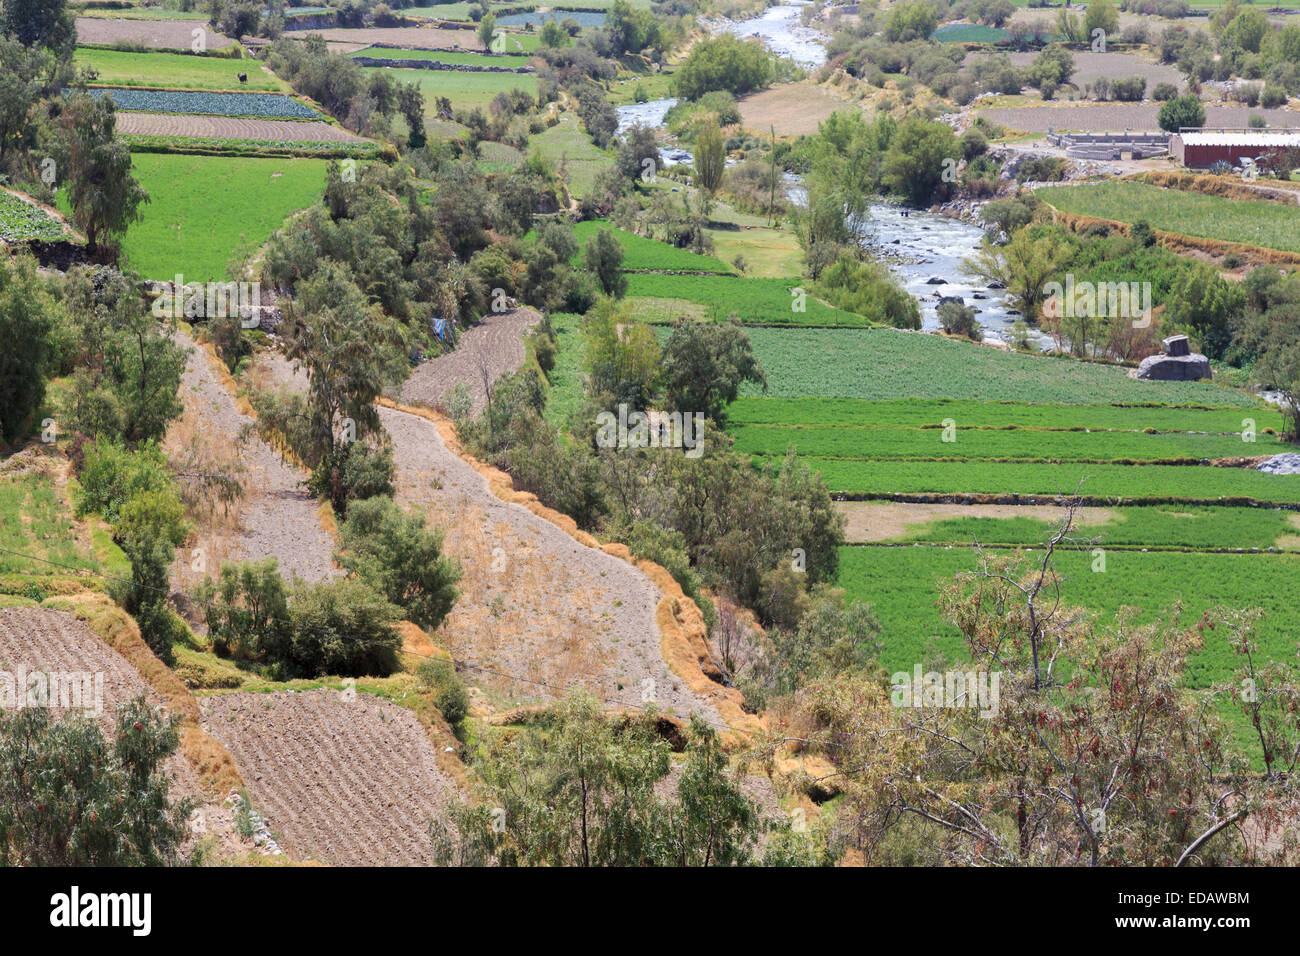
238, 72, 248, 83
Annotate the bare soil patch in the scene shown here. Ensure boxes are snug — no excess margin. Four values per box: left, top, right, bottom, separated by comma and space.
76, 17, 235, 50
199, 688, 458, 865
836, 501, 1115, 543
401, 308, 543, 417
291, 26, 483, 50
966, 50, 1183, 91
255, 342, 723, 723
737, 83, 853, 136
117, 113, 364, 143
978, 102, 1300, 133
168, 332, 336, 590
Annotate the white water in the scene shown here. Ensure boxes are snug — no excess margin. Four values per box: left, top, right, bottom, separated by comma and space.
715, 1, 828, 69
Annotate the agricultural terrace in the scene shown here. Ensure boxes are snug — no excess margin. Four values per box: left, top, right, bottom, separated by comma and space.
100, 154, 330, 280
360, 65, 539, 111
1040, 182, 1300, 256
349, 47, 534, 69
527, 114, 612, 198
0, 191, 67, 242
716, 315, 1300, 747
91, 88, 322, 119
75, 49, 292, 92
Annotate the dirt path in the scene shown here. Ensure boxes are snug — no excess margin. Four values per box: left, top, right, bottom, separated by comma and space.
400, 308, 543, 417
168, 331, 336, 589
199, 688, 458, 866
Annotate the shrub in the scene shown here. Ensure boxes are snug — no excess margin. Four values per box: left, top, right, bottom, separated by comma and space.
1111, 76, 1146, 102
285, 578, 402, 678
307, 442, 396, 517
335, 496, 461, 633
1262, 84, 1288, 109
197, 559, 292, 661
0, 697, 192, 866
417, 659, 469, 735
938, 299, 982, 340
1152, 82, 1178, 101
1157, 94, 1205, 132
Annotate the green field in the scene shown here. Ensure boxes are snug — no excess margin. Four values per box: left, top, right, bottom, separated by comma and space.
351, 47, 534, 69
629, 274, 869, 327
732, 422, 1283, 463
727, 397, 1284, 433
545, 311, 587, 428
362, 65, 538, 111
840, 543, 1300, 750
888, 504, 1298, 551
552, 220, 735, 274
528, 113, 611, 198
0, 191, 66, 242
110, 153, 329, 280
75, 49, 291, 92
737, 328, 1257, 404
1040, 182, 1300, 254
811, 458, 1300, 504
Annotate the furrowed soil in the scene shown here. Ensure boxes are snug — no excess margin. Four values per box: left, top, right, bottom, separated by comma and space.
117, 113, 365, 142
400, 307, 542, 417
199, 688, 458, 866
0, 607, 245, 858
76, 17, 235, 50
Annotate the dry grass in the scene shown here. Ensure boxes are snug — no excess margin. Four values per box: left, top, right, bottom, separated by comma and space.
378, 397, 763, 744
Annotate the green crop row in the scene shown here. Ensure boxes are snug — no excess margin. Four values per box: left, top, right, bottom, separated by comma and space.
806, 458, 1300, 504
725, 397, 1280, 433
733, 422, 1284, 463
738, 328, 1258, 405
884, 504, 1298, 550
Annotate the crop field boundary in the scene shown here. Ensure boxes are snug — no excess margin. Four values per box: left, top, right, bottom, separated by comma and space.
1041, 194, 1300, 265
831, 490, 1300, 509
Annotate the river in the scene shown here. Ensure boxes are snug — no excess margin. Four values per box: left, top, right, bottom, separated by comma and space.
616, 4, 1037, 346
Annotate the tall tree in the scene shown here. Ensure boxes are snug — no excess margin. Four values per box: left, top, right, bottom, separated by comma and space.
54, 93, 149, 256
694, 121, 725, 195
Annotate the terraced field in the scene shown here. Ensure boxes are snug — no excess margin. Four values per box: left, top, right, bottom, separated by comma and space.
75, 16, 235, 50
0, 190, 67, 242
107, 153, 330, 279
199, 688, 458, 866
116, 112, 364, 142
362, 65, 539, 111
350, 47, 534, 69
76, 49, 291, 91
92, 88, 321, 119
629, 274, 867, 326
1041, 182, 1300, 255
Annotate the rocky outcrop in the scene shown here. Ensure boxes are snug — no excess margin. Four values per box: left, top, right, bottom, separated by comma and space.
1258, 453, 1300, 475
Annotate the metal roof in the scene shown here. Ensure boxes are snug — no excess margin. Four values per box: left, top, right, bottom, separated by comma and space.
1176, 131, 1300, 147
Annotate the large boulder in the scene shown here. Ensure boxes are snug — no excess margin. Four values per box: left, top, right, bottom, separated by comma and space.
1137, 351, 1212, 381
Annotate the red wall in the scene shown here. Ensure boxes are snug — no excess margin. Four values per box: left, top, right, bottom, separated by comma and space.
1182, 143, 1284, 167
